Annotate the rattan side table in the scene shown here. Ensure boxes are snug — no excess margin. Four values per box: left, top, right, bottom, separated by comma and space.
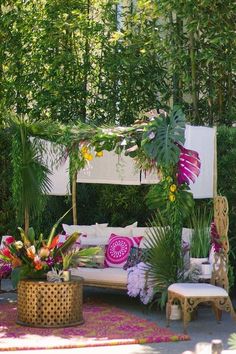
17, 277, 84, 327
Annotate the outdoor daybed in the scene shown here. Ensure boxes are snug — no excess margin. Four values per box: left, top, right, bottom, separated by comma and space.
62, 223, 192, 290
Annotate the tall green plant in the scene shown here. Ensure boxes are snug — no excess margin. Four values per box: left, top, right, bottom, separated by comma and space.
10, 115, 52, 232
145, 213, 184, 309
190, 207, 212, 258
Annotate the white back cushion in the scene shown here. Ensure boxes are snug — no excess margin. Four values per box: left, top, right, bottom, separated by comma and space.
96, 222, 138, 241
62, 223, 108, 237
132, 227, 193, 248
62, 224, 96, 237
132, 227, 162, 248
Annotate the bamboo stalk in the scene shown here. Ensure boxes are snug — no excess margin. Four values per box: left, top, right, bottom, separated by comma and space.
81, 0, 90, 122
208, 63, 213, 126
227, 64, 232, 121
189, 29, 199, 124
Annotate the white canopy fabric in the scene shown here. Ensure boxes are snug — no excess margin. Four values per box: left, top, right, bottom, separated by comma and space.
47, 157, 70, 196
41, 141, 71, 196
46, 125, 217, 199
77, 151, 141, 185
184, 125, 217, 199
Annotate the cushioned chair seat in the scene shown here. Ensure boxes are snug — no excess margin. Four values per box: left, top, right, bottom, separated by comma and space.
168, 283, 228, 297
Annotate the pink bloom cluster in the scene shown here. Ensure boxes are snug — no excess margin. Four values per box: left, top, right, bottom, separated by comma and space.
210, 221, 222, 253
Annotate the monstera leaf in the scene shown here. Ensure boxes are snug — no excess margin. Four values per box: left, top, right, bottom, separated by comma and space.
142, 107, 185, 167
177, 145, 201, 185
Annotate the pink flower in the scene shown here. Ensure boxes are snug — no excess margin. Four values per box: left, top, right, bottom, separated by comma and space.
210, 221, 222, 253
1, 248, 12, 259
5, 236, 15, 245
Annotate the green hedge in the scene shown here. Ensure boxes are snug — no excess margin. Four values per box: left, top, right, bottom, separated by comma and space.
217, 127, 236, 250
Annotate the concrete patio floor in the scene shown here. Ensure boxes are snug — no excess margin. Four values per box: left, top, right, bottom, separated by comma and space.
0, 282, 236, 354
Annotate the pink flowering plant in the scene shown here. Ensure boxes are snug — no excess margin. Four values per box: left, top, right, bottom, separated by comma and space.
210, 221, 223, 253
0, 211, 99, 287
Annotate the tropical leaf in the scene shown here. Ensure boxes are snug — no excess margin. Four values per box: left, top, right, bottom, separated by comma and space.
46, 208, 72, 247
17, 227, 30, 246
27, 227, 35, 244
11, 119, 52, 228
54, 232, 79, 256
146, 183, 168, 211
177, 145, 201, 185
228, 333, 236, 350
189, 206, 212, 258
146, 182, 194, 220
142, 107, 185, 166
144, 213, 184, 309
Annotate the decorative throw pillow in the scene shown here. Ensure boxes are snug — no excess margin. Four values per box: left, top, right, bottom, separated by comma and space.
105, 234, 142, 268
123, 247, 149, 270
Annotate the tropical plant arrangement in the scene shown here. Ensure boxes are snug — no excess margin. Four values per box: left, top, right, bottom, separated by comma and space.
0, 212, 100, 287
190, 207, 212, 259
140, 107, 201, 308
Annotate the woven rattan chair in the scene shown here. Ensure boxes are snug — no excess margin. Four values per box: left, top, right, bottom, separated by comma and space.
166, 196, 236, 333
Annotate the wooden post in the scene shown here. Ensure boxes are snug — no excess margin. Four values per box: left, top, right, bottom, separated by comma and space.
24, 206, 29, 235
72, 172, 78, 225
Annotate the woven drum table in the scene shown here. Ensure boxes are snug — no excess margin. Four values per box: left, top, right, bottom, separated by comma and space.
17, 277, 84, 327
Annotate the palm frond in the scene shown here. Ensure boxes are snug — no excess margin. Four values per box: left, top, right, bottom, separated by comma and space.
144, 213, 184, 308
228, 333, 236, 350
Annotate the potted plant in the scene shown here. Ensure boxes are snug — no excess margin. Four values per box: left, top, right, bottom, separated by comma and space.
0, 210, 100, 287
190, 206, 212, 275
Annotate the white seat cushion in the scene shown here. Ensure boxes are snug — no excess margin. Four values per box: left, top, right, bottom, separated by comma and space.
71, 267, 127, 285
168, 283, 228, 297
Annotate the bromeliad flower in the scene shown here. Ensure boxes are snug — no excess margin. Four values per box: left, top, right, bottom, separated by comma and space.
177, 144, 201, 185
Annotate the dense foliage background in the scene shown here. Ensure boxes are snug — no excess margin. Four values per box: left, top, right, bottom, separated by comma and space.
0, 1, 235, 248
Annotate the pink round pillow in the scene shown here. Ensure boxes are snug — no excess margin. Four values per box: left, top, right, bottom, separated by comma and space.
105, 234, 142, 268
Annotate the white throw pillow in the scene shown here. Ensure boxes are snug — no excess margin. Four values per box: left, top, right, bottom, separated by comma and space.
62, 223, 108, 238
96, 222, 138, 241
62, 224, 96, 237
132, 227, 193, 248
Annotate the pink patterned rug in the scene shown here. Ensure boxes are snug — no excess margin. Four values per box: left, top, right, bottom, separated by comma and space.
0, 300, 189, 351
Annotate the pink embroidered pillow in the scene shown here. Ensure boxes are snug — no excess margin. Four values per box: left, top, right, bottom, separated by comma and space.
105, 234, 142, 268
